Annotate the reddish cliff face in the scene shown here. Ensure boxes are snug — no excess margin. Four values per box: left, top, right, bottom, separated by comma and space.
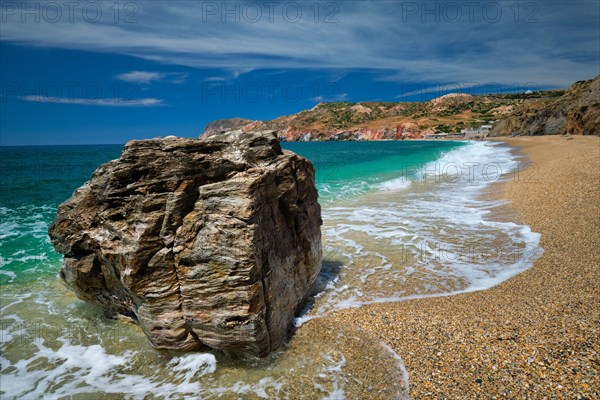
201, 76, 599, 141
200, 100, 450, 141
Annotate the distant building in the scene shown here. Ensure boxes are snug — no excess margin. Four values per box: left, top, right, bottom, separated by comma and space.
463, 125, 492, 139
424, 133, 448, 139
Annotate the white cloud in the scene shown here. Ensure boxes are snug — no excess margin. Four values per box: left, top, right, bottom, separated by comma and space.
312, 93, 350, 102
116, 71, 188, 84
169, 73, 188, 84
203, 76, 227, 82
24, 96, 164, 107
1, 1, 598, 87
116, 71, 164, 83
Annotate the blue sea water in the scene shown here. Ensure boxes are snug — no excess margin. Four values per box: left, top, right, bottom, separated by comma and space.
0, 140, 541, 398
0, 140, 462, 285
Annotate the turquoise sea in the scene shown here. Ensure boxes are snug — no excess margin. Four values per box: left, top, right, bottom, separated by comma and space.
0, 140, 541, 398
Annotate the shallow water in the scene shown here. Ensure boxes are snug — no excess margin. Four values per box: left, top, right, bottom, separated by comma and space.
0, 140, 540, 399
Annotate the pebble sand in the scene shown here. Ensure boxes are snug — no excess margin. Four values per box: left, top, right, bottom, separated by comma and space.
301, 135, 599, 399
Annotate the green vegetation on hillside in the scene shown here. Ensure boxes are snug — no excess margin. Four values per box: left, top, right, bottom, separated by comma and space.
204, 76, 599, 139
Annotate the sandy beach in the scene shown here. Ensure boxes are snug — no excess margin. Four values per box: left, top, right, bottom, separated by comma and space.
299, 135, 599, 399
2, 135, 597, 399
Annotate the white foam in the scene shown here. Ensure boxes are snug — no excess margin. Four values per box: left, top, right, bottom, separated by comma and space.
220, 378, 284, 399
0, 204, 60, 283
419, 141, 516, 188
377, 177, 412, 191
0, 317, 311, 400
1, 341, 133, 399
313, 352, 347, 399
320, 180, 372, 202
0, 314, 24, 343
378, 341, 410, 399
0, 334, 223, 399
0, 221, 20, 240
322, 388, 345, 400
312, 140, 542, 316
168, 353, 217, 381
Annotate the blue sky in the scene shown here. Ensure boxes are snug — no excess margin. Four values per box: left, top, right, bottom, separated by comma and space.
1, 0, 598, 145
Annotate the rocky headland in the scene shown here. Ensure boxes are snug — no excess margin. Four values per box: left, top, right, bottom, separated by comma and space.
490, 75, 600, 136
202, 75, 599, 141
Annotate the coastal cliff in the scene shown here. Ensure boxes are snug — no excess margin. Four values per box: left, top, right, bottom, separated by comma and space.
203, 117, 255, 137
48, 130, 322, 357
202, 75, 599, 140
490, 75, 600, 136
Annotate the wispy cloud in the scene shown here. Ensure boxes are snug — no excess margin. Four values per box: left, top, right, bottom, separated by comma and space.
116, 70, 188, 84
394, 82, 530, 100
116, 71, 164, 83
24, 96, 164, 107
203, 76, 227, 82
1, 1, 598, 87
169, 73, 188, 84
312, 93, 350, 102
202, 69, 255, 82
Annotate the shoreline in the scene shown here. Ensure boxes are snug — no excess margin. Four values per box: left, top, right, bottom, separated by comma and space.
302, 135, 599, 398
2, 136, 598, 398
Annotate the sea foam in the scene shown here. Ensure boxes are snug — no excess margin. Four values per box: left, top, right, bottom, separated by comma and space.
312, 141, 543, 316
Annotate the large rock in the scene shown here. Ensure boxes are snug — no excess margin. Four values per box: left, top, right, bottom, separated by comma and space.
48, 130, 322, 357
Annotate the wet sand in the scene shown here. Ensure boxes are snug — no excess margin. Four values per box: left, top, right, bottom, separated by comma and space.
303, 135, 599, 398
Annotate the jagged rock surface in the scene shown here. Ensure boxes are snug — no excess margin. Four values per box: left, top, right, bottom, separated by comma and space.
491, 75, 600, 135
203, 117, 256, 137
48, 131, 322, 357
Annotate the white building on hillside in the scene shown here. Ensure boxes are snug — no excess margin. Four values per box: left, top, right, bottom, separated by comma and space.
462, 125, 492, 139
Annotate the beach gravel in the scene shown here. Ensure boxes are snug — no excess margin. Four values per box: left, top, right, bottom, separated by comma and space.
319, 135, 599, 399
